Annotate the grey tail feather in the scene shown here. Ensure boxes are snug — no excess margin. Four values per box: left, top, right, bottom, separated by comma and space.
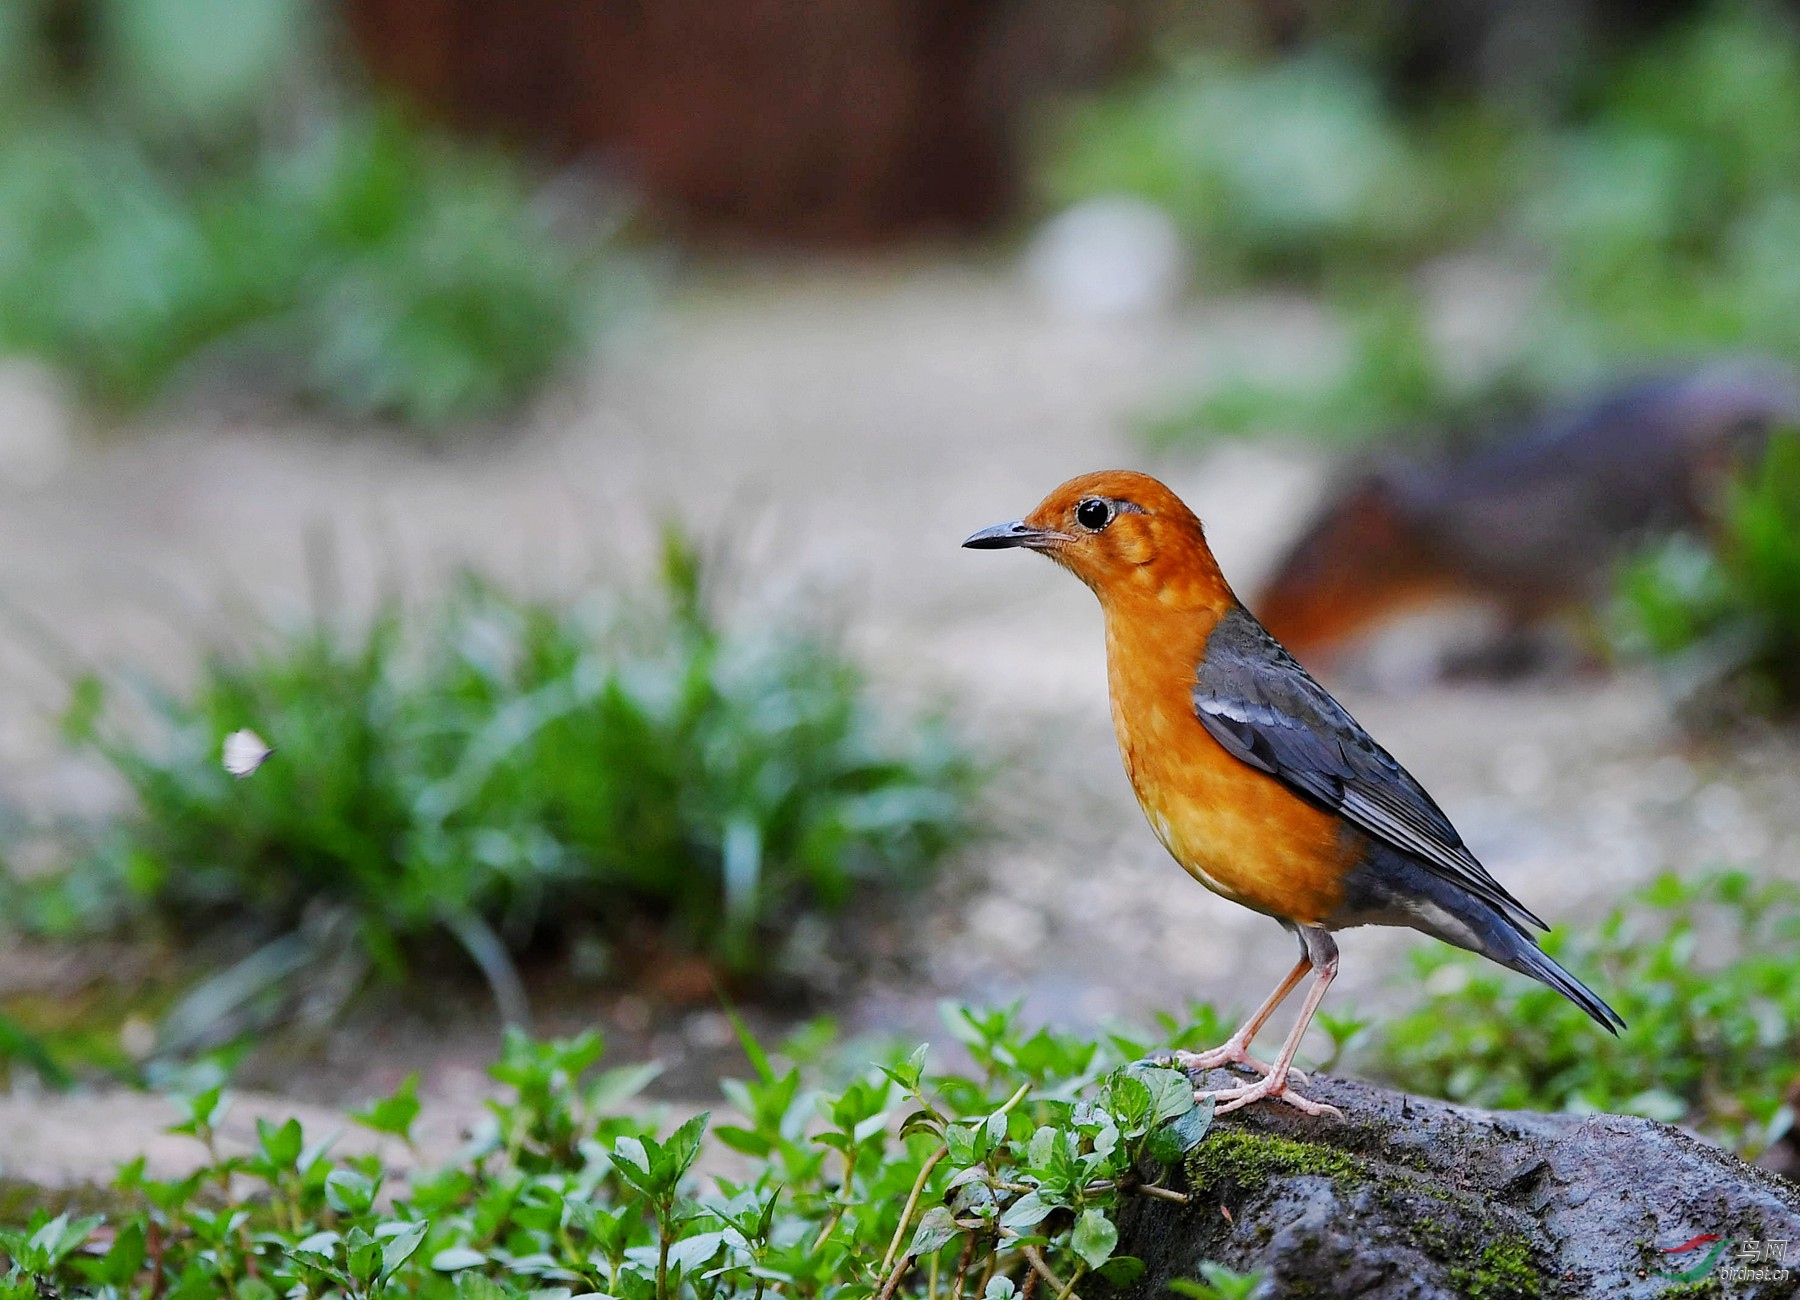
1387, 860, 1625, 1033
1497, 936, 1626, 1034
1349, 846, 1625, 1032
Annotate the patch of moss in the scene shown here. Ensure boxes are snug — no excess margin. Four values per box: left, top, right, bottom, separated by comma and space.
1186, 1128, 1364, 1197
1183, 1125, 1554, 1298
1448, 1238, 1543, 1300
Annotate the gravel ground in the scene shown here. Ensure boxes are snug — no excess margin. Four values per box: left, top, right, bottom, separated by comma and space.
0, 260, 1796, 1186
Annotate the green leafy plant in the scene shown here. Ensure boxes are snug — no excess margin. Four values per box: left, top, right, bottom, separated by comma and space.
36, 534, 978, 1053
1373, 870, 1800, 1157
0, 1007, 1231, 1298
1614, 429, 1800, 713
0, 0, 624, 427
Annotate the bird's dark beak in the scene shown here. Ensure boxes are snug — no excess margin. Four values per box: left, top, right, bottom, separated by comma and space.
962, 519, 1067, 551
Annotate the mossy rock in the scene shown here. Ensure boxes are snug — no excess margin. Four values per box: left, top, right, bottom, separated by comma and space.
1104, 1068, 1800, 1300
1186, 1127, 1365, 1197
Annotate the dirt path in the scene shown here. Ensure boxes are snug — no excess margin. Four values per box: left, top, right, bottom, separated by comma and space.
1, 262, 1796, 1187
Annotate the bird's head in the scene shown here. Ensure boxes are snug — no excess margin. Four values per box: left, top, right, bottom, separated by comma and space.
963, 470, 1232, 608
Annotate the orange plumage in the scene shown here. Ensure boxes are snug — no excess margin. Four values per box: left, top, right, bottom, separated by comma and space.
1105, 607, 1356, 927
965, 470, 1621, 1116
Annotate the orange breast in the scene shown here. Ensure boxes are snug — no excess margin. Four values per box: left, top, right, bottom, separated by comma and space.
1104, 611, 1352, 927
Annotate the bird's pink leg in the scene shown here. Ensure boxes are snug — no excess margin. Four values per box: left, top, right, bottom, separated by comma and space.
1170, 955, 1310, 1079
1199, 940, 1343, 1119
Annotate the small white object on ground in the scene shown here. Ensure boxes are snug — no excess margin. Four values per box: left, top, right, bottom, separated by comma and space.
1022, 195, 1189, 321
222, 729, 273, 778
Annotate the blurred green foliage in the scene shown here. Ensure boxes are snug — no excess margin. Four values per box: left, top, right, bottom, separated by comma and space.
1374, 870, 1800, 1158
32, 534, 977, 1048
1140, 285, 1460, 447
1066, 5, 1800, 446
1040, 52, 1500, 283
1614, 429, 1800, 712
0, 0, 621, 427
0, 1011, 1255, 1297
1510, 3, 1800, 392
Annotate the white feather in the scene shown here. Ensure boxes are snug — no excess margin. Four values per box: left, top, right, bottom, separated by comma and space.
222, 729, 272, 779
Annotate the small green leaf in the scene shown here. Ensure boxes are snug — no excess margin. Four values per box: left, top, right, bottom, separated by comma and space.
898, 1109, 942, 1142
882, 1042, 930, 1091
985, 1110, 1008, 1147
94, 1220, 146, 1286
1071, 1207, 1117, 1269
664, 1112, 707, 1172
257, 1116, 304, 1169
908, 1205, 959, 1258
944, 1124, 978, 1164
999, 1190, 1054, 1231
432, 1246, 489, 1271
907, 1041, 930, 1078
168, 1085, 229, 1136
1172, 1095, 1215, 1152
345, 1225, 383, 1282
325, 1169, 377, 1216
1098, 1256, 1147, 1286
666, 1229, 729, 1268
713, 1125, 773, 1156
1145, 1124, 1186, 1165
353, 1074, 422, 1141
379, 1219, 429, 1278
456, 1274, 510, 1300
1131, 1066, 1197, 1123
612, 1135, 650, 1174
591, 1061, 663, 1110
294, 1230, 340, 1255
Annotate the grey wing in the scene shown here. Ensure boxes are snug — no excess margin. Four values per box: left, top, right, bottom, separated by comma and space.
1193, 606, 1547, 934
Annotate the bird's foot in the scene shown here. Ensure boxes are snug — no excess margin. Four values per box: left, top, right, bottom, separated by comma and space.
1196, 1071, 1342, 1119
1162, 1044, 1305, 1082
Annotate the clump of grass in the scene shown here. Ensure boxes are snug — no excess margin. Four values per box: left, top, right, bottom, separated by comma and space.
1613, 429, 1800, 714
0, 1007, 1226, 1297
1372, 870, 1800, 1157
38, 534, 978, 1048
0, 0, 623, 428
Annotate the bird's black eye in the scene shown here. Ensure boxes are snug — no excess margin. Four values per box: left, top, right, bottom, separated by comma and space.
1075, 497, 1113, 531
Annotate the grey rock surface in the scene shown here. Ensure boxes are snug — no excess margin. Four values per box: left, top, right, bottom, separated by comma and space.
1116, 1069, 1800, 1299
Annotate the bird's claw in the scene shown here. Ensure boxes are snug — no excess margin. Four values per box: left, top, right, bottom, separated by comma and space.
1196, 1074, 1343, 1119
1166, 1045, 1305, 1082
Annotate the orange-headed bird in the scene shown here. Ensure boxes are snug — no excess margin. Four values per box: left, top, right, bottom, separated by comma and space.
964, 471, 1622, 1116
